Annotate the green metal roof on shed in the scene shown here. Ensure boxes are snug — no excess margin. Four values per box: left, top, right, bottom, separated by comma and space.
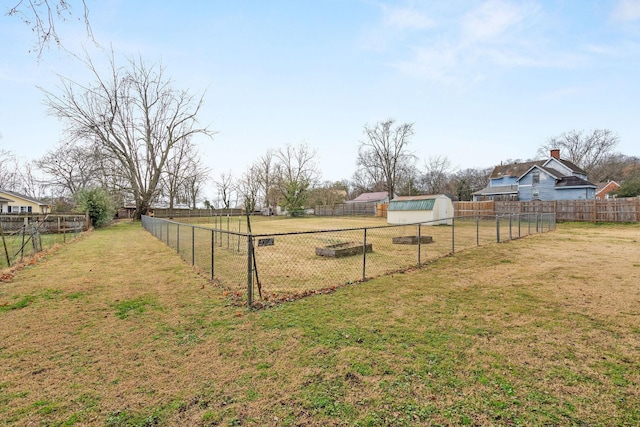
388, 198, 436, 211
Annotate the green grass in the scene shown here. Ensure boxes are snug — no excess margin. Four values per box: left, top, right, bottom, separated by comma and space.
0, 221, 639, 425
155, 215, 553, 304
0, 230, 82, 268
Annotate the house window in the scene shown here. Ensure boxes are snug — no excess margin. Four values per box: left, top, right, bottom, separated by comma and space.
533, 189, 540, 199
20, 206, 28, 213
532, 170, 540, 185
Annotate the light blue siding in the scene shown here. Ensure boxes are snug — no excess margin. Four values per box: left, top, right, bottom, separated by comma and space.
517, 171, 555, 201
554, 188, 595, 200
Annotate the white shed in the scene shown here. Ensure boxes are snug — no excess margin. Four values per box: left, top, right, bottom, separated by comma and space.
387, 195, 454, 225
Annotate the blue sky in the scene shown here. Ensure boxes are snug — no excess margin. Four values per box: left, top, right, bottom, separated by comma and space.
1, 0, 639, 199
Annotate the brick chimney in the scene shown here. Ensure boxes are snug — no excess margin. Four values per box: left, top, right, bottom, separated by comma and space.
550, 149, 560, 159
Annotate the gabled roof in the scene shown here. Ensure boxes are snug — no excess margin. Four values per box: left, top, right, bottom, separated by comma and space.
595, 181, 620, 194
347, 192, 388, 203
516, 164, 564, 182
545, 158, 587, 175
389, 196, 434, 211
490, 160, 544, 179
389, 194, 450, 211
0, 189, 48, 206
514, 165, 596, 188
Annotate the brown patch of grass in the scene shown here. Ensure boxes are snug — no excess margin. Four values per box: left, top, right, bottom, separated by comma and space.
1, 221, 639, 425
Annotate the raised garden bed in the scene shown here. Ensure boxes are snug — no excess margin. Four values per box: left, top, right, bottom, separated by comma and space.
316, 241, 373, 258
392, 235, 433, 245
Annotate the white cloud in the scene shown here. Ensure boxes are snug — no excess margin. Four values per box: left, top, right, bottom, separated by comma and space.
611, 0, 640, 21
382, 6, 435, 30
391, 1, 547, 83
461, 0, 528, 42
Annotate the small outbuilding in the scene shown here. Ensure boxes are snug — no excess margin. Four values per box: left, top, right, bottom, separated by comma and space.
387, 194, 454, 225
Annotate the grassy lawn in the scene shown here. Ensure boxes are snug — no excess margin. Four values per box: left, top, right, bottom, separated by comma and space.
1, 221, 639, 426
163, 215, 551, 302
0, 231, 82, 269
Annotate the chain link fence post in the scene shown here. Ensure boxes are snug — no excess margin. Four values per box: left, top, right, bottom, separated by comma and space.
211, 230, 216, 280
496, 215, 501, 243
417, 223, 421, 266
247, 233, 254, 308
509, 214, 513, 241
451, 217, 455, 254
362, 228, 367, 281
191, 226, 195, 266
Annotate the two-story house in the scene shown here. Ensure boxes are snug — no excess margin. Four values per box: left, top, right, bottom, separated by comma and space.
473, 150, 597, 201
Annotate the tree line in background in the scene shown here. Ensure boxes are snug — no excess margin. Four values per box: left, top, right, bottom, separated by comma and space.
2, 49, 640, 222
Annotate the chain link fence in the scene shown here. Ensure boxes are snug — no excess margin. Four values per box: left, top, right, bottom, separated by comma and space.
1, 215, 85, 269
142, 213, 556, 308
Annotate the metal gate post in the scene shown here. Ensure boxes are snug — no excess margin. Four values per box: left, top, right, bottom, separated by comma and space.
496, 215, 500, 243
476, 215, 479, 246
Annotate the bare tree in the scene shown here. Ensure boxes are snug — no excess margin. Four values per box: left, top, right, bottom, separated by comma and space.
214, 171, 234, 209
181, 156, 210, 209
538, 129, 619, 176
275, 142, 319, 214
160, 138, 210, 209
6, 0, 93, 58
357, 119, 416, 199
420, 155, 453, 195
41, 51, 213, 219
350, 167, 384, 198
236, 164, 262, 213
449, 167, 492, 201
20, 162, 48, 199
308, 181, 347, 207
34, 141, 101, 195
395, 163, 420, 196
253, 150, 280, 212
586, 153, 640, 183
0, 150, 20, 190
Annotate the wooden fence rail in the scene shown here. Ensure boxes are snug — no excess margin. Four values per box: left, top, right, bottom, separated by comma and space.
454, 197, 640, 223
0, 213, 90, 233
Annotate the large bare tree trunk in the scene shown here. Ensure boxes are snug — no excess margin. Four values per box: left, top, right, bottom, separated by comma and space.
42, 51, 213, 219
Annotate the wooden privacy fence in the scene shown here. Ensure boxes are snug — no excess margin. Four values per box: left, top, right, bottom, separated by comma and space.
454, 198, 640, 222
453, 201, 495, 217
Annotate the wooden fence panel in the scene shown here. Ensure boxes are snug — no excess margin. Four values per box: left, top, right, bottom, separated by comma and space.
453, 201, 494, 217
460, 198, 640, 222
596, 198, 640, 222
